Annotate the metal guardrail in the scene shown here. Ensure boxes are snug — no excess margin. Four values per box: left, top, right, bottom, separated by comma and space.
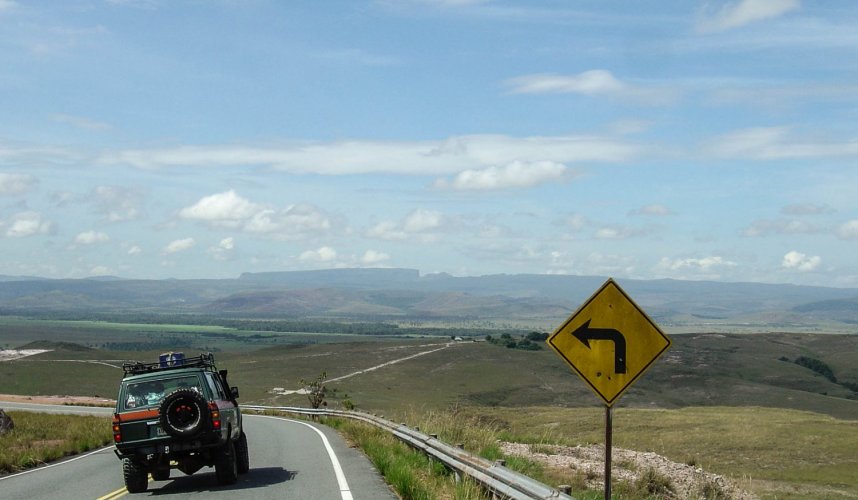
242, 405, 574, 500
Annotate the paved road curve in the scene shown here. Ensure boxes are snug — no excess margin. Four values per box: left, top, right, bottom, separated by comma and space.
0, 404, 395, 500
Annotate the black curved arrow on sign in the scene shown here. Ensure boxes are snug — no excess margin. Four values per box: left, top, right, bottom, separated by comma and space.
572, 319, 627, 374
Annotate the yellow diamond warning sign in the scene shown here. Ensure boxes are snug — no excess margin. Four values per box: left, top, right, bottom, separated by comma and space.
547, 278, 671, 407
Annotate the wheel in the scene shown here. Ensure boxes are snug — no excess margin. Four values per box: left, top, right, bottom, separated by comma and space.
151, 467, 170, 481
236, 431, 249, 474
159, 389, 208, 439
214, 439, 238, 485
122, 458, 148, 493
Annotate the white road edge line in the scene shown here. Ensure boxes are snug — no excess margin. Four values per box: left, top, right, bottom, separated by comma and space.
0, 447, 113, 481
253, 415, 354, 500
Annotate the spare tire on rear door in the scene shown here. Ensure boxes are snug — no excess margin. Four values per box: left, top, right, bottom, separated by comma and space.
159, 389, 209, 439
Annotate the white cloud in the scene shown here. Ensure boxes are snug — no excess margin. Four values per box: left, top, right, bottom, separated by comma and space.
658, 256, 737, 272
0, 173, 37, 195
837, 220, 858, 239
360, 249, 391, 265
507, 70, 625, 95
403, 209, 443, 233
299, 246, 337, 262
0, 0, 17, 11
782, 250, 820, 271
435, 160, 568, 191
697, 0, 800, 33
163, 238, 195, 254
98, 134, 643, 174
179, 191, 332, 240
207, 237, 235, 261
89, 265, 111, 276
367, 209, 447, 242
74, 230, 110, 245
179, 190, 261, 226
127, 245, 142, 255
218, 237, 234, 250
5, 212, 52, 238
594, 225, 645, 240
705, 126, 858, 160
505, 71, 677, 105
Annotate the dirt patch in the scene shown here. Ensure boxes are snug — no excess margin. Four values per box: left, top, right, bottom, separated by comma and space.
501, 442, 757, 499
0, 394, 116, 407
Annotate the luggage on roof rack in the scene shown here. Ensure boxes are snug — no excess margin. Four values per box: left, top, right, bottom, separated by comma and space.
122, 352, 216, 377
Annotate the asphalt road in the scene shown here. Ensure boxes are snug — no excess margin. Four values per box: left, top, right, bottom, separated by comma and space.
0, 403, 395, 500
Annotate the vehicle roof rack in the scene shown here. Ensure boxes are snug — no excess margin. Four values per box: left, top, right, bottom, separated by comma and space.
122, 352, 216, 377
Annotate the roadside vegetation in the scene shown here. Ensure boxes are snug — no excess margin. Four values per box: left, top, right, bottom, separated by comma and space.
324, 416, 486, 499
0, 412, 112, 474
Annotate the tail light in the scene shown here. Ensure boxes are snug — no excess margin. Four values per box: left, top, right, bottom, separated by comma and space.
209, 402, 221, 430
112, 415, 122, 443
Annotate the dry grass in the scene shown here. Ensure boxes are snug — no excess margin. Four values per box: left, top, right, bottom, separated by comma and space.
0, 411, 112, 473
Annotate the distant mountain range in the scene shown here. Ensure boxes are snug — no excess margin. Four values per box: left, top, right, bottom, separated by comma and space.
1, 268, 857, 331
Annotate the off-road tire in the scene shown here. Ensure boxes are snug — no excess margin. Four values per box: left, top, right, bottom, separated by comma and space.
215, 439, 238, 485
122, 458, 148, 493
159, 389, 208, 439
236, 431, 249, 474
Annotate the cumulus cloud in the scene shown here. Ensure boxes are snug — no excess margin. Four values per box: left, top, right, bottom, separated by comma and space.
0, 173, 37, 195
179, 190, 260, 226
207, 237, 235, 261
75, 230, 110, 245
98, 134, 643, 174
299, 246, 338, 262
360, 249, 391, 265
782, 250, 820, 271
435, 160, 569, 191
127, 245, 142, 255
5, 212, 53, 238
367, 209, 446, 242
179, 190, 333, 240
505, 71, 677, 105
697, 0, 800, 33
163, 238, 195, 254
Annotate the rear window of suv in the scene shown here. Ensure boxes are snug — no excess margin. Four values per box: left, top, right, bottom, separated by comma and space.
122, 374, 204, 411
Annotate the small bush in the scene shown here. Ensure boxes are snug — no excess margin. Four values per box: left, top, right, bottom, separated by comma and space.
635, 467, 673, 497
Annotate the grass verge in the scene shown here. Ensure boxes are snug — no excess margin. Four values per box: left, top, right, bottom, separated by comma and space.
323, 416, 486, 499
0, 412, 112, 474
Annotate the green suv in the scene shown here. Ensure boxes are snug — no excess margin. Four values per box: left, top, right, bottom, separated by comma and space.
112, 353, 249, 493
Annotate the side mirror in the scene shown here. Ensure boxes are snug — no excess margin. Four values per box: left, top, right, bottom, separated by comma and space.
230, 386, 239, 399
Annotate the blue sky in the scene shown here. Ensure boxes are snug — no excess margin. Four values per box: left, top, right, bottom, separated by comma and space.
1, 0, 857, 286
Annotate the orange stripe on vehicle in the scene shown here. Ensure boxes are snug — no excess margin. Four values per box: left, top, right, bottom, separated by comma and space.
118, 409, 159, 421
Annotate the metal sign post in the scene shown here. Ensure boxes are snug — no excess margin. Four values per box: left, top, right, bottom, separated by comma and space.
605, 405, 612, 500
